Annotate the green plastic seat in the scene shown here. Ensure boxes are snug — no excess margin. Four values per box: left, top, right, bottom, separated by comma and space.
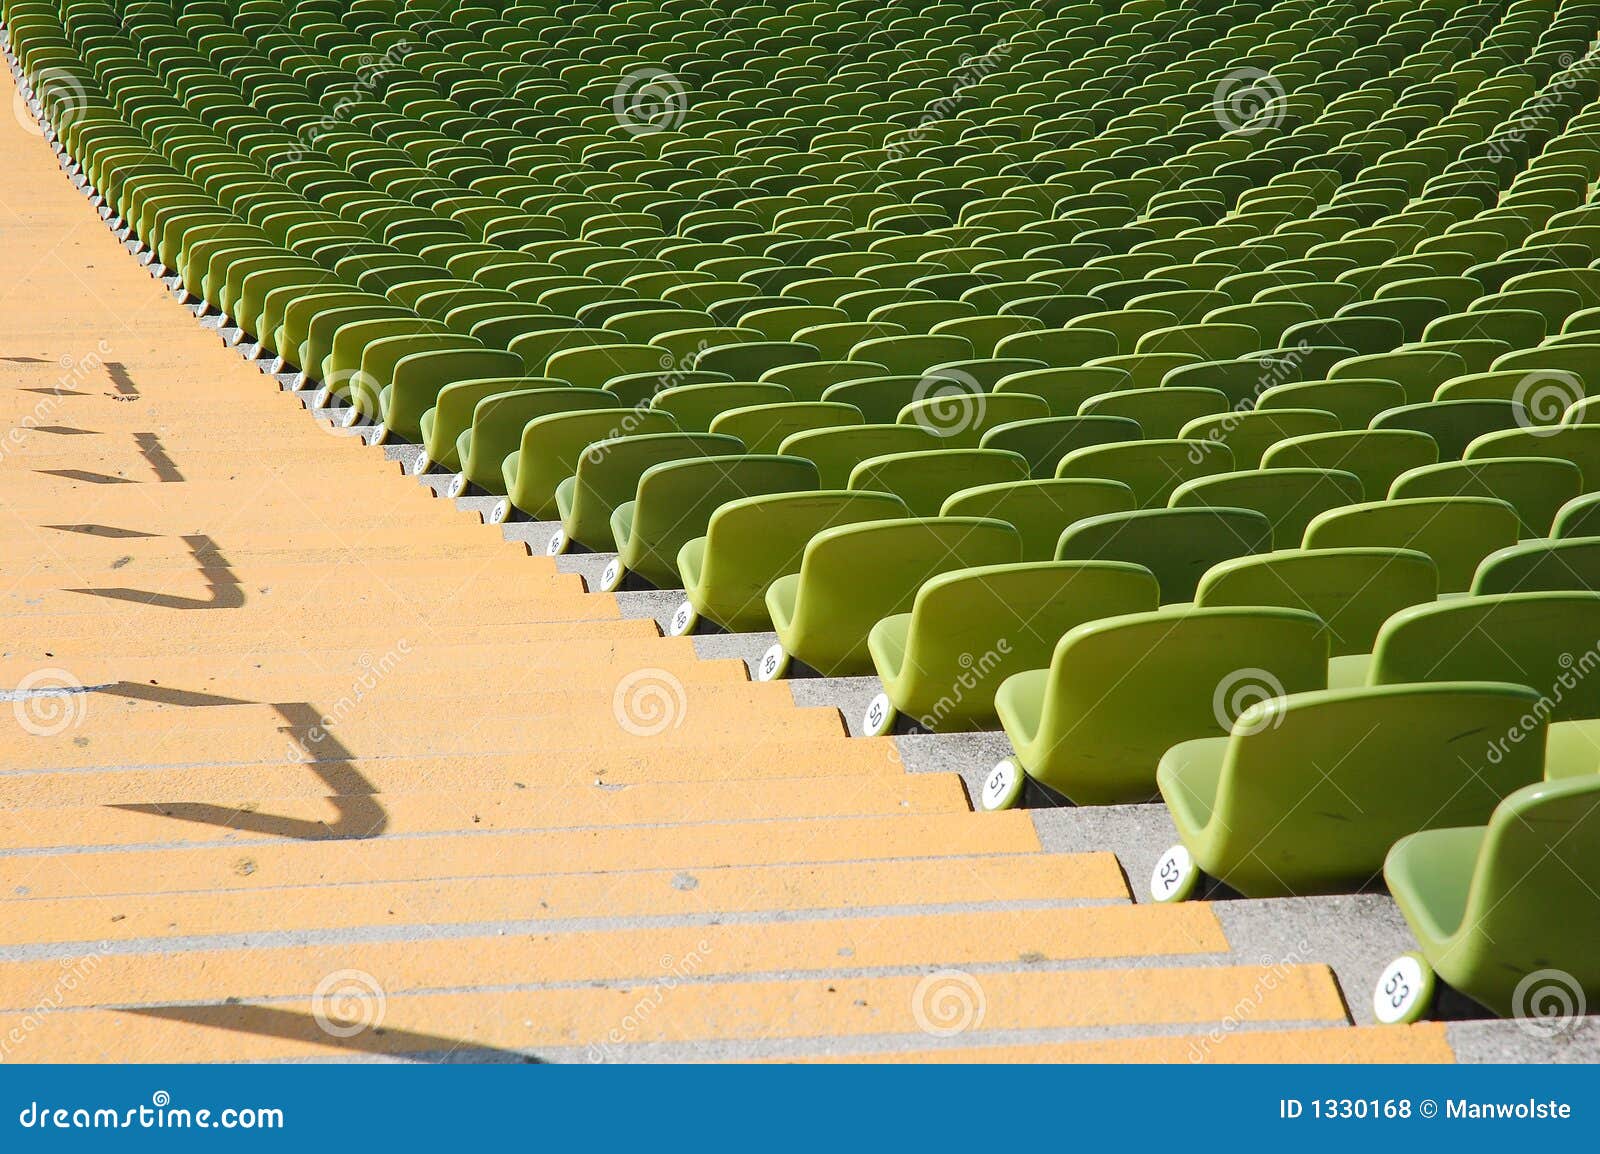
867, 561, 1160, 733
676, 490, 911, 634
458, 387, 617, 495
979, 414, 1141, 477
504, 408, 678, 524
939, 477, 1138, 563
1555, 492, 1600, 539
708, 401, 863, 453
419, 376, 567, 473
1262, 429, 1439, 498
1160, 682, 1544, 897
1055, 438, 1235, 508
778, 423, 942, 487
556, 431, 745, 553
895, 390, 1051, 448
994, 366, 1131, 415
1180, 408, 1342, 470
650, 381, 792, 431
1170, 468, 1365, 549
380, 348, 525, 442
1078, 386, 1228, 439
1384, 774, 1600, 1018
1055, 506, 1273, 604
609, 454, 820, 590
997, 606, 1327, 806
848, 448, 1030, 517
1472, 537, 1600, 595
1371, 399, 1529, 459
1196, 547, 1438, 658
764, 516, 1022, 678
1368, 593, 1600, 724
1389, 457, 1583, 538
1466, 424, 1600, 483
1303, 496, 1522, 593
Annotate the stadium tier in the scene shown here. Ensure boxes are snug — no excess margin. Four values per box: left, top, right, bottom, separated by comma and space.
2, 0, 1598, 1062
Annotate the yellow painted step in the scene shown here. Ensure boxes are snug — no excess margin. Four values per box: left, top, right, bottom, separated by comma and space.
0, 811, 1041, 899
0, 964, 1348, 1061
0, 853, 1124, 946
0, 773, 971, 849
0, 737, 909, 807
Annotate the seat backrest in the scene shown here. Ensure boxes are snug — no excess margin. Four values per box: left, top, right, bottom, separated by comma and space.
1474, 536, 1600, 596
1303, 496, 1521, 592
1209, 682, 1545, 893
1263, 429, 1438, 504
1370, 398, 1528, 458
693, 489, 911, 613
1454, 776, 1600, 1012
1078, 386, 1228, 439
1056, 438, 1235, 507
1170, 468, 1365, 549
1390, 457, 1582, 537
940, 477, 1137, 562
778, 422, 943, 487
1370, 592, 1600, 721
849, 448, 1031, 517
651, 381, 792, 431
1197, 547, 1437, 657
709, 401, 863, 453
515, 409, 678, 515
1467, 423, 1600, 483
1055, 506, 1273, 603
1038, 605, 1328, 804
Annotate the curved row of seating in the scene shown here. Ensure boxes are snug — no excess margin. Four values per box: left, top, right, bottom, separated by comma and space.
10, 0, 1599, 1026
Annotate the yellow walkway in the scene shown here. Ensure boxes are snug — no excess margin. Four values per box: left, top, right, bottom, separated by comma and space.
0, 62, 1448, 1063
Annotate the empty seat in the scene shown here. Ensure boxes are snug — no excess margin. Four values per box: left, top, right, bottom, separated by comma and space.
994, 606, 1327, 806
1055, 507, 1274, 605
866, 561, 1159, 734
676, 491, 910, 634
1160, 682, 1545, 898
608, 454, 821, 590
763, 516, 1022, 678
1303, 497, 1522, 593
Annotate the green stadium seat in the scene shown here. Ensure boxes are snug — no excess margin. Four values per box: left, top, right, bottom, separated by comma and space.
607, 454, 820, 590
761, 516, 1021, 679
1196, 547, 1438, 659
1055, 506, 1274, 604
864, 560, 1160, 735
674, 490, 910, 636
992, 606, 1327, 807
1381, 775, 1600, 1020
1303, 496, 1522, 593
1158, 682, 1544, 898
